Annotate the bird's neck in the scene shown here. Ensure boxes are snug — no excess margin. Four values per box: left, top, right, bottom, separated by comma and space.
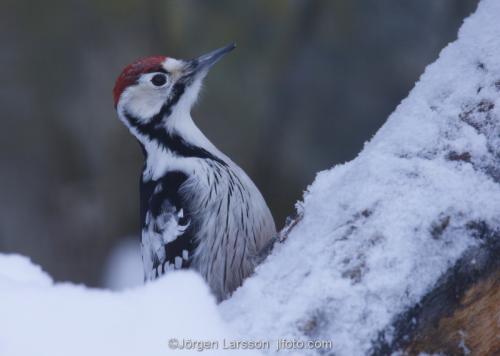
165, 113, 220, 155
139, 112, 230, 180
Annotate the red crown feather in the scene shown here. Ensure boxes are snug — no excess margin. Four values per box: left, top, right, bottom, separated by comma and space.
113, 56, 167, 107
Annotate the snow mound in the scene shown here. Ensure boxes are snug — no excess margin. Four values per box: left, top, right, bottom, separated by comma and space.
221, 1, 500, 355
0, 254, 52, 288
0, 254, 257, 356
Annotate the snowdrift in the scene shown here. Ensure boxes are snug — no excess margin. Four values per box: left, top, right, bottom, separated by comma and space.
0, 254, 257, 356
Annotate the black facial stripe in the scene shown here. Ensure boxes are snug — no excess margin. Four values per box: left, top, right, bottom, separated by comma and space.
123, 81, 185, 132
124, 79, 227, 166
164, 82, 186, 117
125, 71, 196, 126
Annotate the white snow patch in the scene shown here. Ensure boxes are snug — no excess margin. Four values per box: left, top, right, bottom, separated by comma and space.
0, 254, 259, 356
0, 254, 52, 288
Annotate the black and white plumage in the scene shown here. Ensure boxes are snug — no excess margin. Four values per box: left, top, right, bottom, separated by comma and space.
113, 44, 277, 301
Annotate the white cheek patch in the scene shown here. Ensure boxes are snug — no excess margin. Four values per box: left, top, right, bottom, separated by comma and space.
120, 84, 167, 122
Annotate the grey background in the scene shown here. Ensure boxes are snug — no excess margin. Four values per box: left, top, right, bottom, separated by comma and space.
0, 0, 477, 286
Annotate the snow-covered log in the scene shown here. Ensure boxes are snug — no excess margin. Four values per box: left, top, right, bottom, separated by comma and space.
221, 1, 500, 354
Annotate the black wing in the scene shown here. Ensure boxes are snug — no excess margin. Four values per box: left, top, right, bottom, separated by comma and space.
140, 171, 196, 279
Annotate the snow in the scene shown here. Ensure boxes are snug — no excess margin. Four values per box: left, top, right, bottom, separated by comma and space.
220, 0, 500, 354
0, 254, 52, 288
0, 254, 259, 356
2, 1, 500, 355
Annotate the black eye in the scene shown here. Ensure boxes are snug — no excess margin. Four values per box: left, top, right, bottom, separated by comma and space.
151, 74, 167, 87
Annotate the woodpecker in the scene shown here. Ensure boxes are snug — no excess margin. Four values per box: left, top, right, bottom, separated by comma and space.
113, 44, 277, 301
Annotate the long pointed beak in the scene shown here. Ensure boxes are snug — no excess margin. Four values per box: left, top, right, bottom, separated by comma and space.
185, 43, 236, 76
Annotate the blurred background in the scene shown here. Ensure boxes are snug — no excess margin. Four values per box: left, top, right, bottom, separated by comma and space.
0, 0, 477, 288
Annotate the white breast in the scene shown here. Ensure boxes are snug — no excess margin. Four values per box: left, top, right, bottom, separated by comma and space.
180, 158, 276, 300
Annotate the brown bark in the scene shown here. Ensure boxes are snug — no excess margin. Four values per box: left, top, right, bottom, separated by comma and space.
406, 270, 500, 355
372, 223, 500, 356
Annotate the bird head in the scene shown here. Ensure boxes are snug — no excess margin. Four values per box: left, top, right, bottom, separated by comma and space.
113, 43, 236, 137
